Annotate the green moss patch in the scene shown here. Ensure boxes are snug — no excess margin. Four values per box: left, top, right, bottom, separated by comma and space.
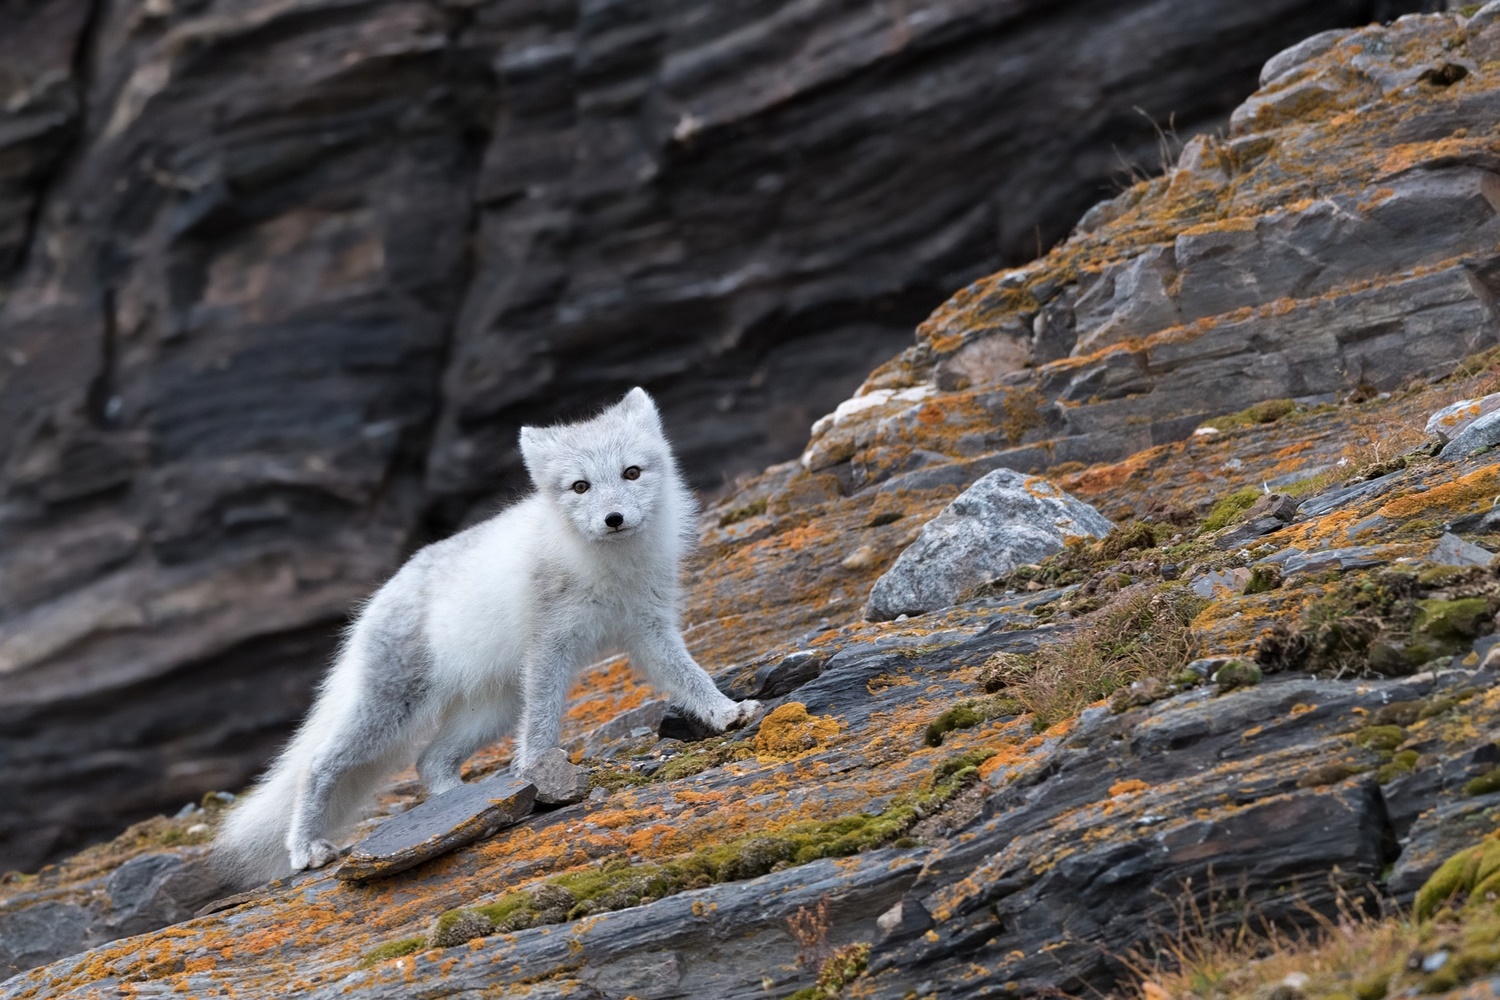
1416, 838, 1500, 919
1377, 750, 1420, 784
925, 705, 986, 746
1202, 399, 1297, 432
1296, 762, 1365, 788
359, 937, 426, 968
1243, 564, 1283, 595
1414, 598, 1492, 641
1463, 768, 1500, 797
718, 497, 767, 527
428, 751, 994, 949
924, 696, 1021, 746
1353, 725, 1406, 754
1202, 488, 1263, 532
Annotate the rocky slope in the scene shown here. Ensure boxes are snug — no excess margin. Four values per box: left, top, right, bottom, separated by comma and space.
11, 6, 1500, 1000
0, 0, 1424, 875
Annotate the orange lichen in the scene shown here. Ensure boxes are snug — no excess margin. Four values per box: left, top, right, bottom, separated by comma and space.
1109, 779, 1151, 797
1379, 466, 1500, 519
563, 656, 656, 736
753, 702, 842, 762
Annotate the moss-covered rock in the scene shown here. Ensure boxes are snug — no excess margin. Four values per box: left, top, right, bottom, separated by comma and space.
1212, 660, 1262, 693
1414, 598, 1493, 642
1415, 838, 1500, 919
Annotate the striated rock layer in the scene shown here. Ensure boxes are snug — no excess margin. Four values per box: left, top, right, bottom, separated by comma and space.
0, 0, 1420, 873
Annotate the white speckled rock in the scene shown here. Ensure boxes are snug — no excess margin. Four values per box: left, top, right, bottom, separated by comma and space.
1426, 392, 1500, 443
865, 470, 1113, 620
1440, 409, 1500, 460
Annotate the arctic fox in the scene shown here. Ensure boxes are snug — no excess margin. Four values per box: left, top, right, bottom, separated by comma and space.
215, 388, 761, 884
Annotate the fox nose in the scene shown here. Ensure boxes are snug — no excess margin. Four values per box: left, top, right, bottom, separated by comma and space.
604, 512, 624, 529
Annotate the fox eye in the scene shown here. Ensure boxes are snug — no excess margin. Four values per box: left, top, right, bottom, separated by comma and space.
571, 481, 590, 494
622, 466, 641, 481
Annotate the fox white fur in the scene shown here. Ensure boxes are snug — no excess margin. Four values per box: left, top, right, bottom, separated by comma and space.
214, 388, 760, 884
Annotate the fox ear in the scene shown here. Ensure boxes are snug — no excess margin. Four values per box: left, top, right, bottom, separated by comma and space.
616, 386, 662, 431
518, 425, 553, 483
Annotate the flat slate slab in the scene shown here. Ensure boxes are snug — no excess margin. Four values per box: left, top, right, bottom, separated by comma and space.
337, 775, 536, 883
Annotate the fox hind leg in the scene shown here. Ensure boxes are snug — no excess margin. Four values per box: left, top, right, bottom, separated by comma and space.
286, 714, 411, 870
417, 698, 518, 795
285, 659, 427, 870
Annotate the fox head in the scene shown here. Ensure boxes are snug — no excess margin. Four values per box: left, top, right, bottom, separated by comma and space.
519, 387, 682, 543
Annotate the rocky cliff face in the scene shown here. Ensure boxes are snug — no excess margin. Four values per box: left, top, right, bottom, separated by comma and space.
12, 6, 1500, 1000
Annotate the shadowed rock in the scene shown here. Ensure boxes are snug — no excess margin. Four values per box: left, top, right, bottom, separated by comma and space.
337, 776, 535, 883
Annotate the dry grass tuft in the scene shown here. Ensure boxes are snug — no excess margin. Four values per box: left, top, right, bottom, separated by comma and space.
788, 898, 833, 972
985, 584, 1206, 730
1120, 888, 1402, 1000
1119, 847, 1500, 1000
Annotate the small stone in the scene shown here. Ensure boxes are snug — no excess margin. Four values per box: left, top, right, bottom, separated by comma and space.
523, 748, 590, 806
877, 901, 904, 934
743, 650, 826, 700
105, 853, 222, 936
659, 709, 719, 743
1212, 660, 1262, 692
1422, 949, 1450, 973
1110, 676, 1170, 713
338, 774, 536, 882
1190, 567, 1252, 598
1186, 657, 1229, 678
1253, 984, 1304, 1000
1244, 492, 1301, 523
1433, 532, 1493, 568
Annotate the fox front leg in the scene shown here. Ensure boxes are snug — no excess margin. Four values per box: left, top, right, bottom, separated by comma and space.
629, 617, 762, 731
514, 642, 581, 774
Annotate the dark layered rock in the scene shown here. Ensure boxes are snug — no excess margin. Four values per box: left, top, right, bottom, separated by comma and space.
867, 674, 1491, 998
0, 0, 1424, 874
803, 10, 1500, 491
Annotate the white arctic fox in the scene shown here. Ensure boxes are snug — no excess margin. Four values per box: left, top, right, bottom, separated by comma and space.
215, 388, 761, 883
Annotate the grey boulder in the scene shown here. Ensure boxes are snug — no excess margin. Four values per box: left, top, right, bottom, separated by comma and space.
866, 470, 1112, 620
1440, 409, 1500, 460
1426, 392, 1500, 443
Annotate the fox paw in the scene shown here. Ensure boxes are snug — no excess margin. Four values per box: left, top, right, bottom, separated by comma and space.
289, 839, 340, 871
708, 698, 764, 732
